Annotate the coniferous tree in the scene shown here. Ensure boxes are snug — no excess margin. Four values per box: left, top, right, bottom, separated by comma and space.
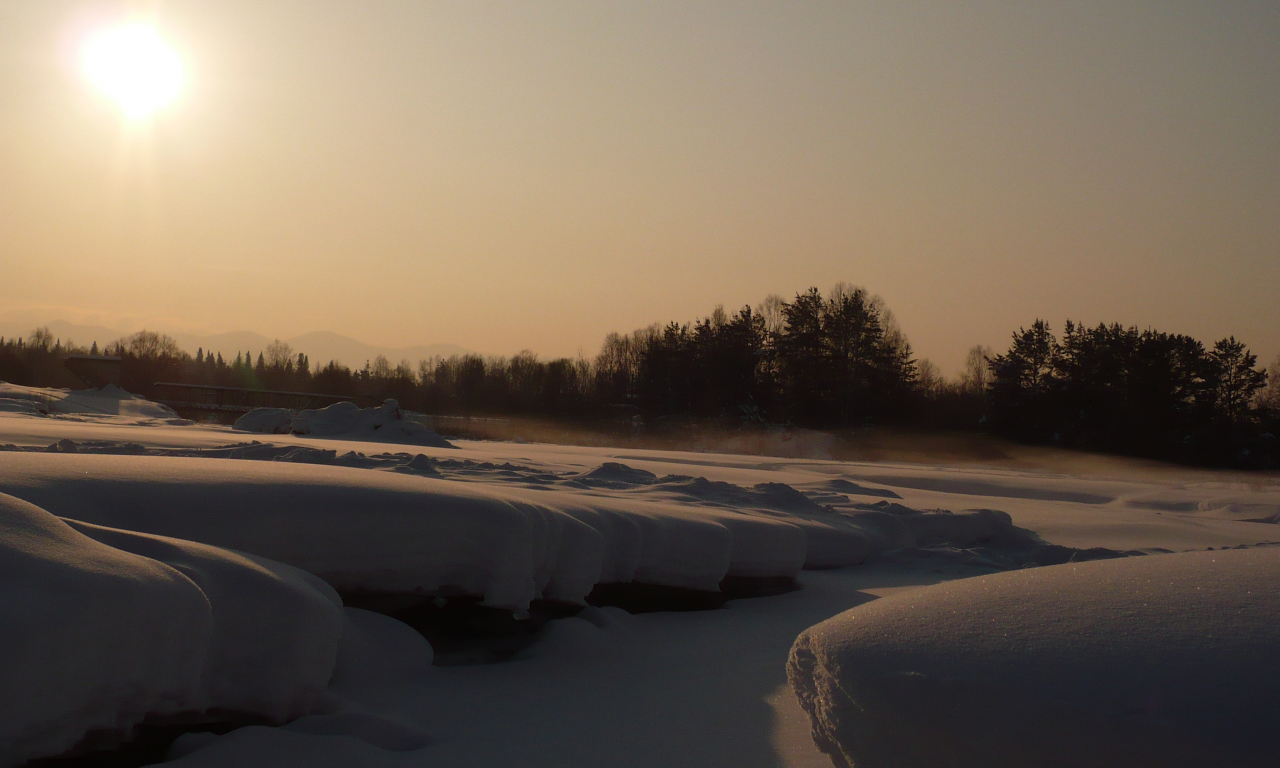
1210, 337, 1267, 424
986, 320, 1270, 462
776, 288, 827, 425
988, 320, 1060, 440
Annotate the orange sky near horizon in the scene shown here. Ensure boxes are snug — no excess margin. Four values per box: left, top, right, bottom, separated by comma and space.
1, 1, 1276, 375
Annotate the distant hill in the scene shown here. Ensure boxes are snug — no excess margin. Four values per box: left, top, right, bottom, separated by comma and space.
283, 331, 469, 369
0, 321, 469, 369
0, 320, 123, 350
172, 330, 275, 359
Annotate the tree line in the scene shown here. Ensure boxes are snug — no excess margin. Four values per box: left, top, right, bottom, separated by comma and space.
2, 285, 1277, 467
984, 320, 1275, 464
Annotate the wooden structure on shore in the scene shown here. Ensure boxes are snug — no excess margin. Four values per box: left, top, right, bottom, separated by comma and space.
63, 355, 123, 388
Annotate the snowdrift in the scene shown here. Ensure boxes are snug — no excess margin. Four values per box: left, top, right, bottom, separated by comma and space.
234, 399, 454, 448
0, 453, 1054, 613
0, 492, 343, 768
0, 383, 187, 424
0, 453, 588, 610
787, 547, 1280, 768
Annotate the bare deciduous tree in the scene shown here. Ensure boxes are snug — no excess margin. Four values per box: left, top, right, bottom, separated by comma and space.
961, 344, 994, 394
27, 327, 54, 351
917, 358, 946, 397
755, 293, 786, 338
113, 330, 182, 360
265, 339, 295, 369
1256, 353, 1280, 415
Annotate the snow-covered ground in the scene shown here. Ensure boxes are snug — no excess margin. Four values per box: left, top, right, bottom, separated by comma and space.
789, 547, 1280, 768
0, 382, 192, 424
2, 389, 1278, 767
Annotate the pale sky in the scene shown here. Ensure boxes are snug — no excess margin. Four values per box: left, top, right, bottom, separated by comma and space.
1, 1, 1276, 374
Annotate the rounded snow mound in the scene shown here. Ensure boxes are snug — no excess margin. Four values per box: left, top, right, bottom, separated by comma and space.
235, 400, 454, 448
787, 547, 1280, 768
232, 407, 294, 434
0, 492, 344, 766
575, 462, 659, 487
0, 383, 181, 422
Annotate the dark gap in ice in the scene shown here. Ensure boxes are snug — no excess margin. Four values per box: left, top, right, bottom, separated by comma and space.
23, 711, 272, 768
342, 575, 799, 665
339, 592, 580, 666
1243, 513, 1280, 524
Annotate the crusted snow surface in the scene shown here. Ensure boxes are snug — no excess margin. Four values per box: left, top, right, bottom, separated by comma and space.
235, 399, 455, 448
0, 451, 1061, 611
788, 547, 1280, 768
0, 492, 343, 767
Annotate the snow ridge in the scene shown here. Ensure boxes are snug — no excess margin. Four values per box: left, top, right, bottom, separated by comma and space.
0, 493, 342, 768
0, 453, 1134, 615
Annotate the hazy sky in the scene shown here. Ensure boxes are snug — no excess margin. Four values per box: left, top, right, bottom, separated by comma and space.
1, 1, 1276, 374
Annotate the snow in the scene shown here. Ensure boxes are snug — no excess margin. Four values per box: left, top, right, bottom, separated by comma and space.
161, 608, 438, 768
0, 492, 342, 768
232, 407, 293, 434
0, 450, 1115, 610
329, 608, 434, 694
235, 399, 455, 448
0, 402, 1276, 558
66, 520, 345, 719
0, 398, 41, 416
0, 383, 190, 424
163, 714, 432, 768
3, 401, 1280, 766
787, 547, 1280, 768
162, 565, 929, 768
0, 453, 590, 610
0, 492, 208, 767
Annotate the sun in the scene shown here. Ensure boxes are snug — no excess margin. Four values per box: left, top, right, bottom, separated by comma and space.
81, 22, 183, 119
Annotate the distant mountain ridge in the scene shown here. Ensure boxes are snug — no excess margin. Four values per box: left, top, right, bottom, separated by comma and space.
0, 321, 469, 369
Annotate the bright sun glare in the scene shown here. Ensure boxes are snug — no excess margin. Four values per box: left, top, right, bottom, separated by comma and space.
81, 22, 182, 119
